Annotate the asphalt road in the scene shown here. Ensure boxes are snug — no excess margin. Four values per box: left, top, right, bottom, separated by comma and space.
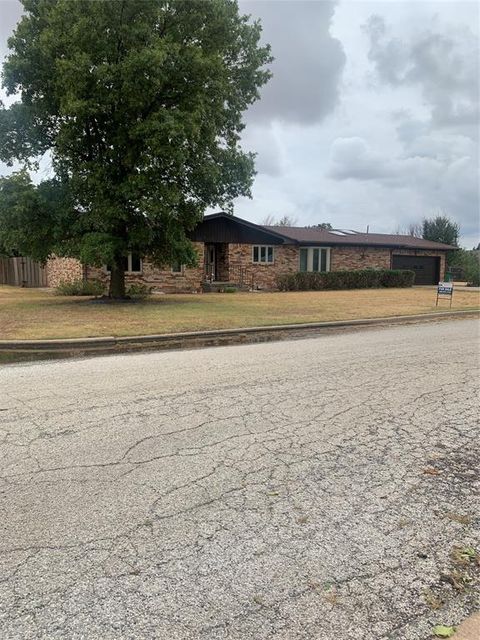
1, 319, 479, 640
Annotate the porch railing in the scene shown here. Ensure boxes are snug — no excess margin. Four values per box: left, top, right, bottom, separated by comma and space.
203, 263, 255, 289
228, 265, 255, 289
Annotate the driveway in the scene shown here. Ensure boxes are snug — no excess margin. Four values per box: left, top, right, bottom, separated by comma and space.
0, 319, 479, 639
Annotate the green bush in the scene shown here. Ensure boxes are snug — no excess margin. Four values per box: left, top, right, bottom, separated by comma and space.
465, 261, 480, 287
125, 282, 153, 299
380, 269, 416, 288
275, 269, 415, 291
223, 286, 237, 293
55, 278, 105, 296
453, 250, 480, 286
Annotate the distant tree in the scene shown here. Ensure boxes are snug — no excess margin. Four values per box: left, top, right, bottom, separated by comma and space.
262, 214, 275, 226
464, 252, 480, 286
394, 223, 422, 237
302, 222, 333, 229
407, 223, 422, 237
422, 215, 459, 247
262, 215, 298, 226
449, 249, 480, 286
0, 171, 71, 261
422, 214, 460, 267
0, 0, 272, 297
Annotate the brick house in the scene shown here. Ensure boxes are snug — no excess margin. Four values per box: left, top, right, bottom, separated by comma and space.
46, 212, 454, 291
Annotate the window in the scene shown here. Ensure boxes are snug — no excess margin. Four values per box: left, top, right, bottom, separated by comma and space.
252, 245, 274, 264
171, 261, 183, 273
106, 252, 142, 274
130, 253, 142, 273
299, 247, 330, 272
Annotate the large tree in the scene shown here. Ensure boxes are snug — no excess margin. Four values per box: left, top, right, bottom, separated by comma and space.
0, 0, 271, 297
422, 215, 459, 247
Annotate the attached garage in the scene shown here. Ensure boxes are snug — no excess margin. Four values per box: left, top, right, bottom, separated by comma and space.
392, 255, 440, 285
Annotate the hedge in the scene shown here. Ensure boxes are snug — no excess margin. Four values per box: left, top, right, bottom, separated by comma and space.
55, 278, 105, 296
276, 269, 415, 291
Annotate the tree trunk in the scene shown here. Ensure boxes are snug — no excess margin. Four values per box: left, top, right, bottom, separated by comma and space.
109, 260, 126, 298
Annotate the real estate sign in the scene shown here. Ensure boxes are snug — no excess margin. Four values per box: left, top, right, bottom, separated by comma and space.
436, 281, 453, 307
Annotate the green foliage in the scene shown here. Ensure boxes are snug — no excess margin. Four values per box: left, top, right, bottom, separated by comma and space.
276, 269, 415, 291
0, 0, 272, 296
0, 172, 70, 262
422, 215, 459, 247
448, 249, 480, 285
223, 286, 237, 293
55, 279, 105, 297
125, 283, 153, 299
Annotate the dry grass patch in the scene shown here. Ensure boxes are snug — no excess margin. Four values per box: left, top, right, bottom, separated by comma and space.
0, 285, 478, 340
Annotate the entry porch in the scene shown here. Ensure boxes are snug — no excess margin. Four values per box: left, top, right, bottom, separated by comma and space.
203, 242, 255, 290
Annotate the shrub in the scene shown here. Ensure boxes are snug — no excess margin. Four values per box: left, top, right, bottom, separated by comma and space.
380, 269, 416, 288
223, 286, 237, 293
275, 269, 415, 291
453, 250, 480, 286
125, 283, 153, 299
55, 278, 105, 296
465, 261, 480, 287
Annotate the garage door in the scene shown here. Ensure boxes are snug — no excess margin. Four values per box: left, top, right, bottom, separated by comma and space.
392, 255, 440, 285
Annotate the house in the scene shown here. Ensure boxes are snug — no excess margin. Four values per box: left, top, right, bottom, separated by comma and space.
46, 212, 454, 291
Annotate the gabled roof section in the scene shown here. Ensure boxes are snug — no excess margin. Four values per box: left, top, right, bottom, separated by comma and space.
203, 213, 294, 241
191, 213, 293, 245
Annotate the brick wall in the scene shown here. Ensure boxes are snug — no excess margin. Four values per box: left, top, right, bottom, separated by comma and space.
46, 256, 84, 288
87, 242, 205, 293
47, 243, 446, 292
228, 243, 298, 289
330, 246, 391, 271
330, 246, 445, 279
222, 244, 447, 289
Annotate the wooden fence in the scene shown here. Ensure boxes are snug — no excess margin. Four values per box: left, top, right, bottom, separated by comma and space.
0, 257, 48, 287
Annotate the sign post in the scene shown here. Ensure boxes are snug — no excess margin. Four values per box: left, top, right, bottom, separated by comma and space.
436, 281, 454, 308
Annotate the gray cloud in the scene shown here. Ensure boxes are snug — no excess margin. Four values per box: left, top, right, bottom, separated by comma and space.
327, 132, 479, 241
328, 137, 392, 181
364, 14, 479, 131
241, 0, 346, 125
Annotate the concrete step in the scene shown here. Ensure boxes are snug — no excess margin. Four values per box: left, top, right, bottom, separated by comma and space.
202, 281, 250, 292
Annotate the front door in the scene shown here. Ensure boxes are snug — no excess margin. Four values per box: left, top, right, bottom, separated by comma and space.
205, 244, 216, 281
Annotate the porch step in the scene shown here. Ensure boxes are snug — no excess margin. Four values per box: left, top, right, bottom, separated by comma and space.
202, 281, 251, 293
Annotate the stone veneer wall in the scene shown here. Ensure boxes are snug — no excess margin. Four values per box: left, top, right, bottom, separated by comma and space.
46, 243, 446, 291
227, 243, 299, 289
330, 245, 445, 279
330, 246, 391, 271
222, 243, 447, 289
86, 242, 205, 293
46, 256, 85, 288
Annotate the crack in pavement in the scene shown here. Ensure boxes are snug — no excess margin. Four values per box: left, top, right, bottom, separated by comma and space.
0, 319, 479, 639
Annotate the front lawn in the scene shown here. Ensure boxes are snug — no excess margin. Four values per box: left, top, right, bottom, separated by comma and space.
0, 285, 478, 340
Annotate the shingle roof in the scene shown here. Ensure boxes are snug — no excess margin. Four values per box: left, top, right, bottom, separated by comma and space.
261, 226, 456, 250
201, 213, 456, 250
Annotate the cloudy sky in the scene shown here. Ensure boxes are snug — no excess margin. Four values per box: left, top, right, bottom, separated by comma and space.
1, 0, 479, 247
